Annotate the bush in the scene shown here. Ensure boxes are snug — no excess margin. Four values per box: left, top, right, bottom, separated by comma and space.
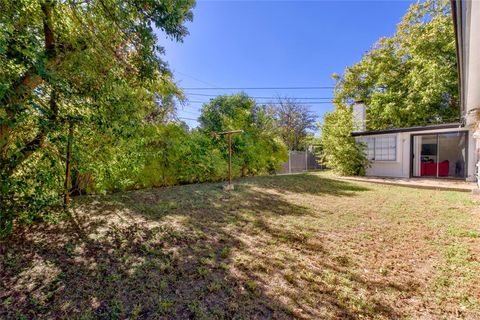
320, 106, 368, 176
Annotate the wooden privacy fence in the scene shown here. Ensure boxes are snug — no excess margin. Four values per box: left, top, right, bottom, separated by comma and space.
278, 150, 324, 174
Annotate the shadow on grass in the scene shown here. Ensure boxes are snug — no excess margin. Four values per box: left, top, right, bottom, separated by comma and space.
240, 173, 370, 197
0, 174, 408, 320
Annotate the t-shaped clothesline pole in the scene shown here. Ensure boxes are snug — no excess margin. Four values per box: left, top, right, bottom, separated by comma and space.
216, 130, 243, 191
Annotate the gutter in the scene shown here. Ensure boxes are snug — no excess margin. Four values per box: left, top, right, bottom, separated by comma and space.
351, 123, 462, 137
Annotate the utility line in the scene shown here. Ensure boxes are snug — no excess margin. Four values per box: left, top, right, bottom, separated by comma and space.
185, 100, 332, 105
182, 86, 334, 90
185, 93, 333, 100
174, 71, 220, 88
178, 117, 199, 121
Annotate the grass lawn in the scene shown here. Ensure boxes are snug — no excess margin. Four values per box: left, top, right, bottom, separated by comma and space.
1, 172, 480, 319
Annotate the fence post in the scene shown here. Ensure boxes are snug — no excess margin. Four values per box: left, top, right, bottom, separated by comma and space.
305, 149, 308, 172
288, 150, 291, 174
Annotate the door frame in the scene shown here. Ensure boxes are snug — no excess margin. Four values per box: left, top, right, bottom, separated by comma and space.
409, 130, 468, 179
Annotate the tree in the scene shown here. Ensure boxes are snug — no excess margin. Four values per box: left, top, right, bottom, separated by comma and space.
270, 98, 317, 150
332, 0, 458, 130
199, 93, 288, 176
0, 0, 195, 234
320, 105, 368, 176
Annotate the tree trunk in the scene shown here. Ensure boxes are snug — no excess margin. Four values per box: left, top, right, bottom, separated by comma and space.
0, 0, 57, 178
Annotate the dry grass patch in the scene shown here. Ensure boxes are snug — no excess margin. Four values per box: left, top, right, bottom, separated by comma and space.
1, 172, 479, 319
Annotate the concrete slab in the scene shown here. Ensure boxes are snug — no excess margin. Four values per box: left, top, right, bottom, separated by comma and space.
340, 176, 477, 192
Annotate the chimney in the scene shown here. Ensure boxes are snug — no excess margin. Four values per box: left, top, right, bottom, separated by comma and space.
352, 100, 367, 132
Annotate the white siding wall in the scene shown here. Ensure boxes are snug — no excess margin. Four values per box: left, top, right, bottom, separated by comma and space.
363, 133, 408, 178
359, 128, 475, 180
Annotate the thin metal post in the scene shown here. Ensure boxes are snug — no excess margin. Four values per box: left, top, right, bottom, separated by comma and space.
436, 134, 439, 178
228, 133, 232, 187
215, 129, 243, 191
64, 121, 74, 208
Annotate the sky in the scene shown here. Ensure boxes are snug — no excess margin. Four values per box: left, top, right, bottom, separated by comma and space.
158, 0, 415, 129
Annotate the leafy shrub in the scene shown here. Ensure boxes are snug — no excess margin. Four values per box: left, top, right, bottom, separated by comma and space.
320, 106, 368, 176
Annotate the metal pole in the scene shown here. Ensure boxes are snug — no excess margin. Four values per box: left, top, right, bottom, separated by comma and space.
215, 129, 242, 191
228, 133, 232, 187
436, 134, 439, 178
64, 121, 74, 208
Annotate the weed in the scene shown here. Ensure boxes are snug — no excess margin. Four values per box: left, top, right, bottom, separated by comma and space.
220, 246, 230, 259
219, 262, 229, 270
197, 266, 209, 277
109, 298, 124, 319
245, 280, 257, 292
159, 279, 168, 289
284, 271, 295, 284
200, 257, 214, 266
130, 304, 142, 319
157, 299, 174, 314
447, 226, 480, 238
2, 296, 12, 306
208, 280, 222, 293
63, 242, 75, 256
187, 300, 207, 319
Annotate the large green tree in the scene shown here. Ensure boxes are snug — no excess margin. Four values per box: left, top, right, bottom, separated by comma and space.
199, 94, 288, 176
332, 0, 458, 130
0, 0, 195, 234
321, 0, 458, 176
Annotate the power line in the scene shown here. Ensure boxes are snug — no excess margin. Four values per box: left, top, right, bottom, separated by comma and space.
185, 93, 333, 100
174, 71, 220, 88
185, 100, 332, 105
257, 101, 333, 105
178, 117, 199, 121
181, 86, 334, 90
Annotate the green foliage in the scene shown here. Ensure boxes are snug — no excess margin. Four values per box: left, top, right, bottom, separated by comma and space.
138, 125, 227, 187
332, 0, 458, 129
0, 2, 297, 237
321, 0, 457, 176
199, 93, 288, 177
0, 0, 195, 235
320, 106, 368, 176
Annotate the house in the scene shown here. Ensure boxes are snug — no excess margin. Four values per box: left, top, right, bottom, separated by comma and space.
352, 102, 475, 180
351, 0, 479, 185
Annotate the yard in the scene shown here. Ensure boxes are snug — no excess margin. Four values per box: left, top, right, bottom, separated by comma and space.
1, 172, 480, 319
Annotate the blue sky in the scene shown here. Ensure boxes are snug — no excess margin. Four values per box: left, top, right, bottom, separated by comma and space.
159, 0, 414, 129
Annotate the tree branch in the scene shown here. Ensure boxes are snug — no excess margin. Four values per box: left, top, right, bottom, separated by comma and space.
1, 0, 59, 178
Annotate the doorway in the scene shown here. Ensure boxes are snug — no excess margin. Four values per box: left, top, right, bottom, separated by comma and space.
411, 132, 467, 179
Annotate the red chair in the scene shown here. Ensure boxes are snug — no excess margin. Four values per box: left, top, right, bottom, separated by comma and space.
420, 160, 449, 177
438, 160, 449, 176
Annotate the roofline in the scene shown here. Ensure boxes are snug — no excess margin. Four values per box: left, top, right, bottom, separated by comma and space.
351, 123, 463, 136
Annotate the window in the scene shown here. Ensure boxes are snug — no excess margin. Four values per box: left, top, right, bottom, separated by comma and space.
374, 136, 396, 160
357, 135, 396, 161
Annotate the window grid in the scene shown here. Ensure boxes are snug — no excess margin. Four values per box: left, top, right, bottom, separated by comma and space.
357, 135, 396, 161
